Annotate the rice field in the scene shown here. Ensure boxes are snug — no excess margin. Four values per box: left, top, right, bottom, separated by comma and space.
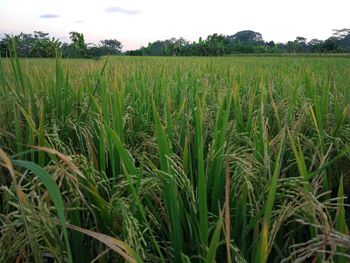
0, 56, 350, 262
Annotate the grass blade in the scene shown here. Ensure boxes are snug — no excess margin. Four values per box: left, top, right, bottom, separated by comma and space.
206, 211, 223, 263
12, 159, 73, 263
63, 221, 143, 263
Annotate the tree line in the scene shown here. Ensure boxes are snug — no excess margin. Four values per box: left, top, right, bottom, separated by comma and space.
127, 29, 350, 56
0, 31, 122, 58
1, 29, 350, 58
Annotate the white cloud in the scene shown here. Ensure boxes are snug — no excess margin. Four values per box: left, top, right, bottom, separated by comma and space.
39, 14, 60, 19
105, 7, 141, 15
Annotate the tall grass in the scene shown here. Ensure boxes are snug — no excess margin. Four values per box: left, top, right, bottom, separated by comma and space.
0, 55, 349, 262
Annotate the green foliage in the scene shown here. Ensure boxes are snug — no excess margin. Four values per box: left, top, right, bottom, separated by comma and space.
0, 32, 123, 59
126, 29, 350, 55
2, 29, 350, 59
0, 55, 350, 262
11, 159, 73, 263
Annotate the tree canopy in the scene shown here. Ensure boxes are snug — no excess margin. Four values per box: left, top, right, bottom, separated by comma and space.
126, 29, 350, 56
0, 31, 123, 58
1, 29, 350, 58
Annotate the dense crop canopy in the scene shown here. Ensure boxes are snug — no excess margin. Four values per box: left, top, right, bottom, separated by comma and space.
0, 56, 349, 262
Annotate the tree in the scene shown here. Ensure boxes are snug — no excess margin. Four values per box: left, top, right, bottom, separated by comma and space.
294, 36, 308, 52
100, 39, 122, 55
285, 40, 297, 53
145, 41, 167, 56
295, 36, 306, 43
34, 31, 49, 40
168, 37, 190, 56
338, 34, 350, 52
332, 28, 350, 52
231, 40, 255, 53
32, 31, 61, 57
1, 33, 35, 57
205, 33, 230, 55
332, 28, 350, 39
266, 41, 275, 47
1, 34, 17, 56
33, 37, 61, 57
125, 49, 143, 56
196, 37, 207, 56
265, 41, 280, 53
308, 39, 323, 53
226, 30, 264, 53
322, 37, 338, 52
69, 32, 87, 58
227, 30, 264, 45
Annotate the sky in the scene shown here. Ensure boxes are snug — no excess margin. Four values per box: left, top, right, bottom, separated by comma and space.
0, 0, 349, 50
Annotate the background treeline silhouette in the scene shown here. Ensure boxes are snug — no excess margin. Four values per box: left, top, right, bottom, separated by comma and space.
0, 31, 122, 58
1, 29, 350, 58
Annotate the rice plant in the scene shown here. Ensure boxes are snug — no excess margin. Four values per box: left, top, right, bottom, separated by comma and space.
0, 54, 349, 262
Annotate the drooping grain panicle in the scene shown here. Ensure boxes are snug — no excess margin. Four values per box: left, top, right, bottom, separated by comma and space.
0, 55, 349, 262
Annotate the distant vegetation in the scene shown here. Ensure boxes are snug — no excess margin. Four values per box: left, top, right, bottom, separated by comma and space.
1, 29, 350, 58
128, 29, 350, 56
0, 31, 122, 58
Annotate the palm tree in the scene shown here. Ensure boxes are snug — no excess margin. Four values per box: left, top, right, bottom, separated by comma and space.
32, 37, 61, 57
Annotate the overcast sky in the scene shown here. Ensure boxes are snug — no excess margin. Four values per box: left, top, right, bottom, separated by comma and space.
0, 0, 349, 50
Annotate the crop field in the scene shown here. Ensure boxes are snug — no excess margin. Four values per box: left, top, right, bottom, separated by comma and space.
0, 56, 350, 262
